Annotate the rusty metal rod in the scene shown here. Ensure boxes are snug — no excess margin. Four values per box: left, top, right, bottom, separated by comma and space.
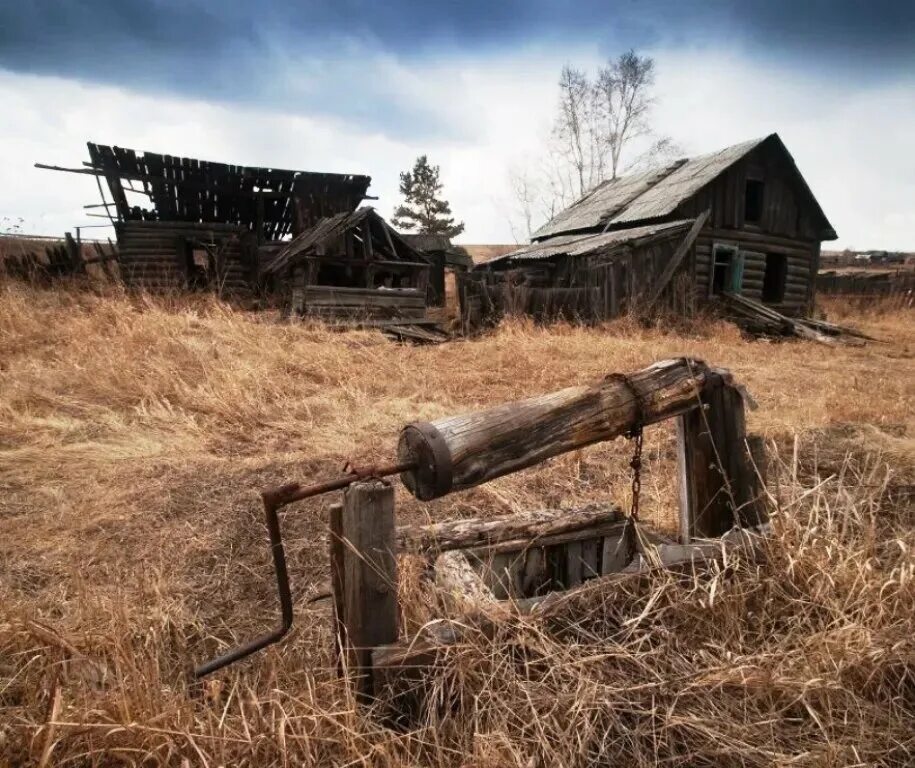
193, 459, 416, 678
262, 460, 417, 509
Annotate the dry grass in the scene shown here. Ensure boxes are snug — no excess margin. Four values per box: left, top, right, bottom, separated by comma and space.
0, 281, 912, 766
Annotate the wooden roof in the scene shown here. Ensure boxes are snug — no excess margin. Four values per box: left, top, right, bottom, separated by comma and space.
533, 134, 835, 241
87, 142, 371, 240
264, 207, 428, 275
480, 220, 694, 267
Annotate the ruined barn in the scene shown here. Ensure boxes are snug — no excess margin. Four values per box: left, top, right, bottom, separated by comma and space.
467, 133, 836, 326
39, 143, 371, 295
262, 206, 434, 324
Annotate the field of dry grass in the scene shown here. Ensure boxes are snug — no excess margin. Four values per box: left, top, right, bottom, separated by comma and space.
1, 280, 913, 766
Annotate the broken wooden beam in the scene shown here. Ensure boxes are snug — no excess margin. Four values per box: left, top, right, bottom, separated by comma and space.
642, 209, 710, 312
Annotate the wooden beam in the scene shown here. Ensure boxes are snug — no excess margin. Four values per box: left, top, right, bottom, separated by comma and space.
642, 209, 709, 313
398, 358, 723, 500
340, 481, 398, 701
396, 503, 623, 554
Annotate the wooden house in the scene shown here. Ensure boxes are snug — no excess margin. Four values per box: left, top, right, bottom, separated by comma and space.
262, 207, 434, 324
40, 142, 371, 295
468, 133, 836, 325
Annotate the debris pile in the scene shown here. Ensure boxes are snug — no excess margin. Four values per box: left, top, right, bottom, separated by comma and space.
721, 292, 876, 346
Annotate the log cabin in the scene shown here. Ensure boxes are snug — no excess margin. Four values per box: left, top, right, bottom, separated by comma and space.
467, 133, 837, 326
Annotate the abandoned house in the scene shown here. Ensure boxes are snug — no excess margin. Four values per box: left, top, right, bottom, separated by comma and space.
466, 133, 837, 326
38, 142, 372, 295
261, 206, 435, 324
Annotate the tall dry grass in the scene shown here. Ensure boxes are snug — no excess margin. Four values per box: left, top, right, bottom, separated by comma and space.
0, 280, 913, 766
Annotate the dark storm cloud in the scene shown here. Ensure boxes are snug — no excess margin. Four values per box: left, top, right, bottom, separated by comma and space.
1, 0, 912, 138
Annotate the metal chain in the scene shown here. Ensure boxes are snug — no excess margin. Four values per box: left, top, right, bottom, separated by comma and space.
628, 425, 644, 523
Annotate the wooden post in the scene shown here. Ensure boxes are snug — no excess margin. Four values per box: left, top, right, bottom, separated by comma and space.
744, 434, 770, 528
339, 481, 398, 701
676, 381, 762, 540
328, 502, 345, 672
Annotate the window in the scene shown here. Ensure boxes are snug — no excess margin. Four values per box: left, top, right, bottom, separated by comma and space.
710, 244, 743, 296
744, 179, 764, 224
761, 253, 788, 303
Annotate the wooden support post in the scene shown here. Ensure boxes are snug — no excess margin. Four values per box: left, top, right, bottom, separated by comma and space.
744, 434, 770, 528
337, 481, 398, 701
328, 502, 346, 672
676, 381, 762, 540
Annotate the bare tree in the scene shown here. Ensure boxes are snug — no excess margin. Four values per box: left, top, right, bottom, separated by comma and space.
552, 66, 596, 200
594, 50, 656, 180
506, 50, 678, 239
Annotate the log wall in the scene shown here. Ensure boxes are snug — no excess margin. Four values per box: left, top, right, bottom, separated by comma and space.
117, 220, 254, 294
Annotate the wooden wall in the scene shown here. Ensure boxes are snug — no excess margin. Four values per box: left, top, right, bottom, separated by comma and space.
117, 221, 254, 294
693, 231, 817, 314
676, 141, 828, 314
462, 229, 688, 328
676, 142, 825, 241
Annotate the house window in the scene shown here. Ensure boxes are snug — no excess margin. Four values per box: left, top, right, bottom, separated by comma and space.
762, 252, 788, 303
744, 179, 764, 224
710, 244, 743, 296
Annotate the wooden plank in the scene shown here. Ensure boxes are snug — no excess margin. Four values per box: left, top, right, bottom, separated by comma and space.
581, 538, 600, 580
328, 502, 346, 672
399, 358, 720, 500
565, 541, 583, 588
396, 503, 623, 554
642, 209, 710, 312
341, 481, 398, 701
521, 547, 547, 596
600, 526, 635, 573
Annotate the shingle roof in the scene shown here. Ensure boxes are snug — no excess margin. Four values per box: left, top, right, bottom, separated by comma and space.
479, 220, 694, 267
533, 137, 766, 240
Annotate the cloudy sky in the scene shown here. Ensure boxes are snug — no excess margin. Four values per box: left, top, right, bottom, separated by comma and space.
1, 0, 913, 249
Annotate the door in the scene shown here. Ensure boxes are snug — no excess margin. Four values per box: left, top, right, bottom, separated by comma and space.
710, 243, 743, 297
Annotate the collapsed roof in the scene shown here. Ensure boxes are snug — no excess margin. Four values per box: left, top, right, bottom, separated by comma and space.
479, 220, 694, 268
263, 207, 428, 276
85, 143, 372, 239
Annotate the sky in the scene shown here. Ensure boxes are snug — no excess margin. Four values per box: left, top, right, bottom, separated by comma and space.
1, 0, 913, 249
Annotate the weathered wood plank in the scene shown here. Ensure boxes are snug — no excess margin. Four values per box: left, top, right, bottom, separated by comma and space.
642, 209, 710, 312
341, 481, 398, 700
395, 503, 623, 554
328, 502, 346, 671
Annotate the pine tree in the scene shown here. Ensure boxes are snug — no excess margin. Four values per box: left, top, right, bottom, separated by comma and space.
391, 155, 465, 237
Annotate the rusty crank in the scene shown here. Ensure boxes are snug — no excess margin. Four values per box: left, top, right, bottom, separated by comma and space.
193, 459, 415, 678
